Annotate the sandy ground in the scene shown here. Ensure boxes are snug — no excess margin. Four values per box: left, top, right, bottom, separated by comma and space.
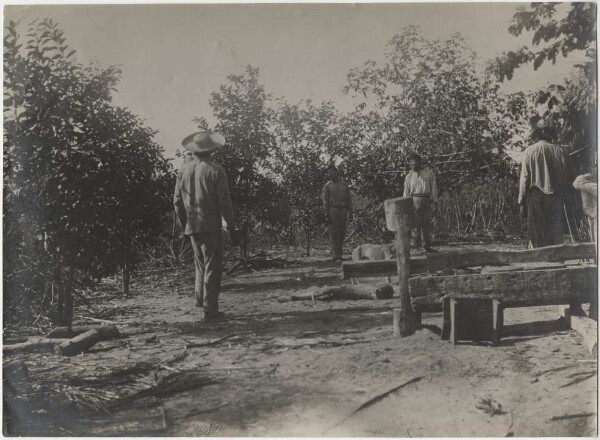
3, 244, 597, 437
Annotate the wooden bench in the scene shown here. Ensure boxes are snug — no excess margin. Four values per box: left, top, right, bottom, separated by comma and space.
342, 196, 597, 340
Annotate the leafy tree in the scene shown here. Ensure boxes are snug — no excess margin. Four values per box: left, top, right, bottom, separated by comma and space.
343, 27, 519, 200
489, 3, 596, 82
272, 100, 340, 255
207, 66, 281, 258
490, 3, 597, 171
4, 19, 174, 324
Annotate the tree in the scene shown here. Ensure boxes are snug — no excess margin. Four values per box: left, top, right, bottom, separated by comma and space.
272, 100, 340, 256
490, 3, 597, 171
489, 3, 596, 82
207, 66, 280, 258
3, 19, 174, 324
343, 27, 520, 198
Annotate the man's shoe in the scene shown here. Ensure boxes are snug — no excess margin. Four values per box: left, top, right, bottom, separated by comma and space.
204, 311, 227, 322
423, 247, 437, 253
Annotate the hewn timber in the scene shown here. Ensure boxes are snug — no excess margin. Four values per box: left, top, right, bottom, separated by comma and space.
410, 265, 596, 313
3, 337, 70, 356
54, 325, 120, 356
342, 242, 596, 279
290, 284, 394, 301
47, 325, 110, 339
559, 306, 598, 356
385, 197, 418, 337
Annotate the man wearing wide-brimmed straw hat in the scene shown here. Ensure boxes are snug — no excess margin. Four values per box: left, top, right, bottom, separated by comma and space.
518, 116, 573, 248
174, 130, 239, 322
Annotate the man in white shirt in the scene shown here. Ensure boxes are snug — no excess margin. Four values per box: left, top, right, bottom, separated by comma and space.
403, 153, 438, 252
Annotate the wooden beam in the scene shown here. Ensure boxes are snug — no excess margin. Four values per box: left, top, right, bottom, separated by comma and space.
559, 306, 598, 356
342, 243, 596, 279
410, 265, 596, 312
385, 197, 418, 337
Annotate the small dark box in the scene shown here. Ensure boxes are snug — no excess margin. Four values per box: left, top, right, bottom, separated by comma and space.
442, 296, 503, 345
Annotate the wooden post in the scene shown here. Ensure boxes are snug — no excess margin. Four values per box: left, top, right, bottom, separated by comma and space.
385, 197, 418, 337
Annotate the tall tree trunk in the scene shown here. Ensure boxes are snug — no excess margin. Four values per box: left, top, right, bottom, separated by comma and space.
305, 223, 311, 257
55, 264, 73, 329
240, 223, 249, 260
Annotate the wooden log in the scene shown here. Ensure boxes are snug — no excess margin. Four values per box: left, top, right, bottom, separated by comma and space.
54, 325, 120, 356
385, 197, 418, 337
342, 243, 597, 279
571, 316, 597, 357
3, 337, 70, 356
411, 266, 596, 312
290, 284, 394, 301
559, 306, 598, 356
47, 325, 109, 339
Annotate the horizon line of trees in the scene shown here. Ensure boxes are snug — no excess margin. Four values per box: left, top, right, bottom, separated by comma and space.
4, 3, 596, 325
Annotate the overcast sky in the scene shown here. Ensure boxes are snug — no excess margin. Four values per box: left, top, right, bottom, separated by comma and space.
4, 3, 588, 160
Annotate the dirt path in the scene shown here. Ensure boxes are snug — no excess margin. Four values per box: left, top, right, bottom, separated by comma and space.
4, 245, 597, 436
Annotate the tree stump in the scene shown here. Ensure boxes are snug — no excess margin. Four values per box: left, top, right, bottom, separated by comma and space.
385, 197, 418, 337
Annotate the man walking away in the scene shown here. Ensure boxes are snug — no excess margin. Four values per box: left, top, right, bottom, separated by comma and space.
403, 153, 438, 252
518, 117, 573, 248
322, 165, 353, 262
174, 131, 238, 322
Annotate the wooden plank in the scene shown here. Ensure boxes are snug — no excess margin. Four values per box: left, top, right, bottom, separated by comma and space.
342, 243, 596, 279
3, 337, 70, 356
411, 265, 596, 312
570, 315, 598, 357
54, 325, 120, 356
385, 196, 418, 337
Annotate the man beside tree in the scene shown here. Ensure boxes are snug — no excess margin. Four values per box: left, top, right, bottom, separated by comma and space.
518, 117, 573, 248
403, 153, 438, 252
322, 165, 353, 262
174, 131, 239, 322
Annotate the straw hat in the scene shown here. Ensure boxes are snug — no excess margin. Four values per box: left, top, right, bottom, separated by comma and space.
181, 131, 226, 153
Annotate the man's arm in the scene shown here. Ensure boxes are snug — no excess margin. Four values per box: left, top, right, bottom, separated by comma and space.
518, 156, 529, 206
346, 183, 353, 221
403, 173, 411, 198
216, 167, 235, 229
322, 183, 329, 214
173, 172, 187, 230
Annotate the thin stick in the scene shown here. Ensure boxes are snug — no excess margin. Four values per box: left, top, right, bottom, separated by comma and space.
564, 204, 575, 244
322, 376, 422, 434
550, 412, 596, 421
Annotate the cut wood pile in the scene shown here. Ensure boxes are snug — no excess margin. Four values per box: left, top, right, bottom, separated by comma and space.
342, 243, 597, 313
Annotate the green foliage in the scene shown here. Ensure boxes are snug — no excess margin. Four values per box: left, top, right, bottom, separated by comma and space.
490, 3, 596, 81
342, 27, 520, 203
491, 3, 597, 172
205, 66, 281, 258
3, 19, 174, 323
272, 100, 341, 255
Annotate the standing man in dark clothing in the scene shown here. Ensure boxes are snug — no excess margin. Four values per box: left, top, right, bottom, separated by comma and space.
518, 118, 573, 248
174, 131, 238, 322
322, 165, 353, 262
403, 153, 438, 252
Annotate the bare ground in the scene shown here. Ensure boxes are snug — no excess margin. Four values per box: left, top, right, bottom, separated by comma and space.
3, 243, 597, 437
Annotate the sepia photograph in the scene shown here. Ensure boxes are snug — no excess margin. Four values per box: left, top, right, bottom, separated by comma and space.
3, 2, 598, 436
